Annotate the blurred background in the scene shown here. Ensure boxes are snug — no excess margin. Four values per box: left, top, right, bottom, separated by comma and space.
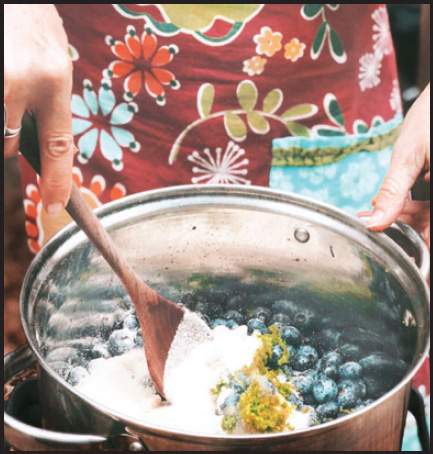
3, 4, 430, 355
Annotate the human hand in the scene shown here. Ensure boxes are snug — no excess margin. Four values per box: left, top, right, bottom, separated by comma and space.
4, 4, 75, 216
367, 84, 430, 244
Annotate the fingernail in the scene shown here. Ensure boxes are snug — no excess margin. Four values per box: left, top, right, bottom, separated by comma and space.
367, 210, 385, 228
46, 202, 63, 217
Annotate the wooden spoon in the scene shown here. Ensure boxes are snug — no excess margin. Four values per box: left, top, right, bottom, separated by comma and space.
19, 113, 186, 398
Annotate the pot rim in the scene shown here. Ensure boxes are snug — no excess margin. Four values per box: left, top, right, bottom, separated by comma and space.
19, 184, 430, 441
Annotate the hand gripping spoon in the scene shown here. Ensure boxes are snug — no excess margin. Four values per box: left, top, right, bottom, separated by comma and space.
19, 113, 211, 398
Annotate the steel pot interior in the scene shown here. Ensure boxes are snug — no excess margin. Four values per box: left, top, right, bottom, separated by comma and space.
20, 185, 430, 439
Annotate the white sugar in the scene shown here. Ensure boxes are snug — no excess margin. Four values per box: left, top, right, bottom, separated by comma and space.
76, 320, 314, 434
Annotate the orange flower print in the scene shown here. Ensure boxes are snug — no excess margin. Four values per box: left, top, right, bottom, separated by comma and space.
284, 38, 306, 62
24, 168, 126, 253
253, 26, 282, 57
104, 25, 180, 105
243, 56, 267, 76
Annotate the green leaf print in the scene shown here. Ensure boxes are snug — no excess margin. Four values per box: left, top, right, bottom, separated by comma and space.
328, 27, 346, 63
247, 111, 270, 134
302, 4, 324, 20
263, 89, 283, 114
315, 126, 345, 136
324, 94, 345, 127
236, 80, 258, 112
281, 104, 318, 121
311, 21, 328, 59
286, 122, 311, 137
224, 111, 247, 140
197, 83, 215, 118
326, 4, 339, 10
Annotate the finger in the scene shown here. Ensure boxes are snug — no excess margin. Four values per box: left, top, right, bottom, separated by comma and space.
368, 142, 423, 231
399, 200, 430, 216
36, 64, 74, 216
4, 101, 26, 158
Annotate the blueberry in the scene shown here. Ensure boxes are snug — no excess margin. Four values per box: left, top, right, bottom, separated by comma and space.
268, 345, 284, 369
316, 360, 339, 381
230, 373, 249, 393
135, 329, 143, 347
316, 402, 339, 420
211, 319, 228, 329
337, 379, 366, 408
293, 310, 316, 332
271, 300, 296, 315
226, 320, 238, 329
337, 344, 364, 361
226, 295, 247, 311
224, 310, 244, 325
295, 346, 318, 369
354, 398, 375, 411
251, 307, 271, 324
247, 318, 270, 335
108, 329, 135, 356
91, 344, 111, 359
363, 376, 390, 399
194, 302, 211, 316
287, 393, 304, 407
338, 362, 363, 380
313, 377, 338, 403
321, 351, 343, 368
68, 366, 89, 386
281, 363, 292, 376
287, 344, 297, 360
302, 393, 317, 406
314, 329, 342, 353
280, 326, 303, 347
123, 314, 139, 331
359, 354, 407, 378
223, 393, 240, 409
270, 313, 292, 326
291, 370, 315, 394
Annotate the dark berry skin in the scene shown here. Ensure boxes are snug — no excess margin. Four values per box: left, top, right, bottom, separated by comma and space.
224, 310, 244, 325
280, 326, 303, 347
108, 329, 135, 356
338, 362, 363, 380
337, 379, 367, 408
251, 306, 271, 324
293, 345, 318, 371
247, 318, 270, 335
313, 377, 338, 403
291, 370, 315, 394
268, 345, 284, 369
316, 402, 339, 420
337, 344, 364, 361
271, 313, 292, 326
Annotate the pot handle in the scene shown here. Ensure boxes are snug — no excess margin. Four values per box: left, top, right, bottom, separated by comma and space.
358, 216, 430, 281
4, 345, 147, 451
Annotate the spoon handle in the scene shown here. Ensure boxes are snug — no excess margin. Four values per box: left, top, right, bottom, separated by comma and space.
19, 112, 154, 306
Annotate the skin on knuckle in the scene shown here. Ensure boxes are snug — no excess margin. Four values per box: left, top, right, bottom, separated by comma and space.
44, 135, 74, 161
377, 178, 403, 202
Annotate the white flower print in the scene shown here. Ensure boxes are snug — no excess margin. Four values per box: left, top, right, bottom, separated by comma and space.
390, 79, 403, 113
372, 6, 393, 58
188, 141, 251, 185
358, 53, 382, 92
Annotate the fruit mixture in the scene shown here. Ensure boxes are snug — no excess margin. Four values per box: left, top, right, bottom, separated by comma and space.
49, 278, 410, 435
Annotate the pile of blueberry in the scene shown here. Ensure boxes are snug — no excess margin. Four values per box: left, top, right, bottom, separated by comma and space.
182, 291, 409, 424
56, 278, 409, 427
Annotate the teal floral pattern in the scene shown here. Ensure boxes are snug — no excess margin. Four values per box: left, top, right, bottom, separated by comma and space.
72, 79, 140, 171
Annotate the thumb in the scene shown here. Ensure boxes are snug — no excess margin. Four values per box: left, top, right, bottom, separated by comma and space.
367, 143, 420, 230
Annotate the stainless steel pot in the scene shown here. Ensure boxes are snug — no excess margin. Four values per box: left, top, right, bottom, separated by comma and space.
4, 186, 430, 451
